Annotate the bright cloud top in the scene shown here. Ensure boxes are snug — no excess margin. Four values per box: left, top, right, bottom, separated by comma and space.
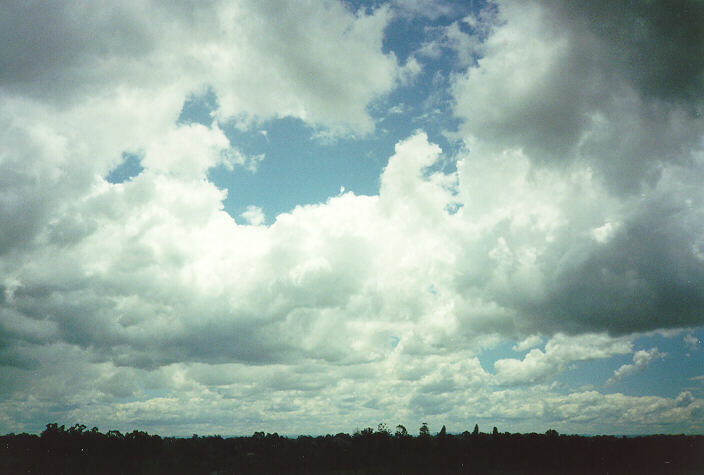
1, 0, 703, 436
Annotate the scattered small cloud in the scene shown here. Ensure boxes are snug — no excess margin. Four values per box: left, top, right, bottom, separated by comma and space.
391, 0, 457, 21
399, 56, 423, 85
240, 205, 266, 226
607, 348, 666, 385
513, 335, 543, 352
495, 334, 632, 386
387, 104, 406, 115
684, 334, 700, 352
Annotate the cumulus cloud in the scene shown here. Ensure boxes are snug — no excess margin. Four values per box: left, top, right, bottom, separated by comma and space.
1, 0, 703, 435
684, 334, 700, 352
0, 0, 405, 434
452, 0, 704, 192
541, 390, 701, 434
494, 334, 632, 386
2, 120, 703, 432
513, 335, 542, 352
0, 0, 400, 134
0, 0, 402, 286
391, 0, 458, 21
0, 0, 407, 273
449, 0, 704, 337
607, 348, 665, 385
417, 19, 482, 69
240, 206, 266, 226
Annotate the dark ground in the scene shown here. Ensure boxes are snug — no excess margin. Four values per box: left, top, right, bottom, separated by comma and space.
2, 424, 703, 474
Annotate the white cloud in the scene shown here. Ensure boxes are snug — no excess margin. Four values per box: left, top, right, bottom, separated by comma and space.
1, 0, 703, 436
684, 334, 700, 352
2, 116, 703, 433
391, 0, 457, 21
513, 335, 542, 352
542, 390, 702, 433
607, 348, 665, 385
398, 56, 423, 85
591, 222, 620, 244
0, 1, 400, 135
240, 206, 266, 226
0, 0, 400, 263
212, 0, 399, 135
494, 334, 632, 386
447, 0, 704, 338
142, 123, 236, 179
417, 19, 482, 69
451, 0, 704, 193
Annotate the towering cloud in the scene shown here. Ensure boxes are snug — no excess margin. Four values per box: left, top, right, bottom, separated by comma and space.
0, 0, 702, 435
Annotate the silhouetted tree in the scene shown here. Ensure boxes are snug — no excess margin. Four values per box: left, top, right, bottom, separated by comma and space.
493, 426, 499, 436
3, 422, 703, 473
67, 423, 86, 434
472, 424, 479, 436
394, 425, 408, 438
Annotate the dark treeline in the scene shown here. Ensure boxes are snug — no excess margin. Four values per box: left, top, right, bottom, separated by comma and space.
1, 422, 703, 474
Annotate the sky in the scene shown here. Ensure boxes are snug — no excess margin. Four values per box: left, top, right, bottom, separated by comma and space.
1, 0, 703, 437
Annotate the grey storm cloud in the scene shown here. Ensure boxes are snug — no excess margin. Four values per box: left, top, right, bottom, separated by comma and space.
548, 0, 704, 106
0, 2, 155, 103
453, 0, 704, 193
448, 0, 704, 337
518, 191, 704, 336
